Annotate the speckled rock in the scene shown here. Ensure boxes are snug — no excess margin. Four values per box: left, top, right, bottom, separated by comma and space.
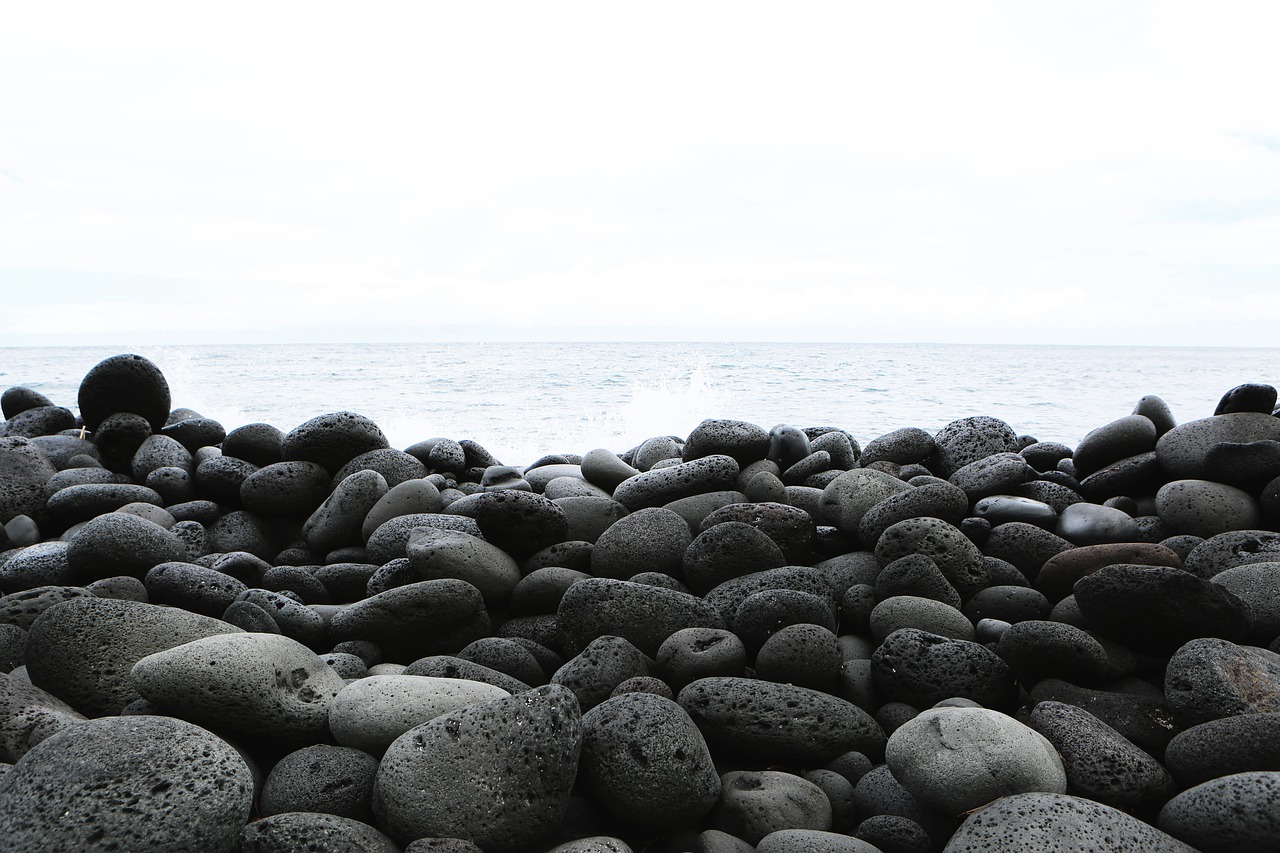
875, 517, 988, 599
329, 579, 490, 662
1077, 451, 1167, 502
0, 437, 59, 529
0, 671, 85, 762
77, 353, 172, 431
754, 623, 842, 691
260, 745, 381, 821
712, 770, 832, 844
871, 629, 1017, 710
590, 507, 692, 581
0, 585, 94, 630
981, 521, 1073, 581
683, 521, 787, 595
282, 412, 389, 475
558, 577, 723, 656
1073, 415, 1158, 478
677, 676, 885, 764
870, 596, 973, 642
961, 585, 1051, 625
656, 628, 747, 690
1184, 529, 1280, 578
683, 419, 771, 465
857, 481, 970, 548
361, 479, 445, 540
874, 554, 962, 610
25, 597, 240, 715
240, 460, 332, 519
820, 469, 912, 537
579, 692, 720, 829
65, 512, 185, 582
374, 684, 582, 851
1158, 771, 1280, 853
0, 714, 252, 853
304, 469, 389, 554
1164, 638, 1280, 727
995, 620, 1111, 686
1035, 542, 1183, 602
144, 561, 248, 617
402, 655, 530, 695
1164, 712, 1280, 785
928, 416, 1021, 478
698, 501, 816, 564
1029, 679, 1176, 758
235, 812, 399, 853
949, 452, 1029, 500
943, 791, 1195, 852
446, 489, 569, 561
1156, 479, 1260, 537
580, 448, 641, 492
365, 513, 479, 565
703, 566, 836, 625
612, 455, 740, 511
406, 527, 520, 605
1212, 562, 1280, 639
131, 632, 347, 742
1156, 412, 1280, 480
550, 635, 656, 712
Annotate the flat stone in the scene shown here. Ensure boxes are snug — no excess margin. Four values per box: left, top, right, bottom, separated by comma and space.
580, 449, 641, 493
1077, 451, 1166, 502
703, 566, 836, 626
402, 655, 530, 695
374, 684, 582, 851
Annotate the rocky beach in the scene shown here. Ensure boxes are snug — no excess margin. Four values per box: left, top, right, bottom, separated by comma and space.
1, 352, 1279, 852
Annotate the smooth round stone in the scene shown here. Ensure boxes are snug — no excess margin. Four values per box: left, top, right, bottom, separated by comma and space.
944, 791, 1195, 852
159, 415, 225, 454
713, 771, 832, 844
1164, 712, 1280, 785
0, 438, 59, 528
329, 579, 490, 662
765, 424, 812, 470
819, 468, 912, 537
281, 412, 389, 475
144, 561, 248, 617
580, 448, 640, 493
445, 489, 569, 561
1156, 478, 1260, 538
549, 635, 655, 712
65, 512, 185, 582
130, 434, 194, 482
682, 419, 770, 465
874, 554, 962, 610
1132, 393, 1177, 435
458, 637, 546, 685
558, 577, 723, 657
590, 507, 691, 581
1054, 502, 1139, 545
961, 585, 1051, 624
1035, 541, 1183, 602
406, 527, 520, 605
196, 454, 259, 505
544, 477, 611, 500
627, 435, 682, 471
236, 811, 398, 852
811, 429, 859, 469
1029, 700, 1172, 808
875, 517, 988, 599
1156, 412, 1280, 480
1074, 564, 1250, 655
656, 628, 747, 690
612, 454, 740, 511
995, 620, 1110, 686
374, 684, 582, 851
861, 427, 937, 467
331, 448, 426, 490
579, 692, 720, 829
328, 674, 507, 755
929, 416, 1020, 478
402, 656, 529, 695
1205, 440, 1280, 490
699, 502, 816, 564
1014, 479, 1086, 514
0, 405, 76, 439
756, 829, 879, 853
858, 481, 971, 549
1, 386, 54, 419
76, 353, 171, 431
0, 715, 252, 852
1212, 562, 1280, 639
47, 483, 167, 526
1030, 679, 1176, 758
662, 490, 751, 533
552, 496, 627, 544
886, 707, 1065, 815
25, 597, 239, 715
872, 629, 1017, 710
131, 633, 345, 743
1216, 382, 1278, 415
260, 745, 380, 821
403, 437, 463, 473
240, 460, 332, 518
1077, 451, 1166, 502
754, 623, 842, 691
261, 566, 329, 605
234, 588, 327, 648
703, 566, 836, 625
0, 542, 72, 592
509, 567, 590, 616
361, 479, 444, 540
222, 422, 284, 466
870, 596, 973, 642
981, 522, 1073, 581
1072, 415, 1158, 478
1158, 771, 1280, 853
781, 451, 830, 486
1165, 638, 1280, 727
973, 495, 1057, 528
0, 670, 85, 761
683, 521, 786, 595
677, 676, 884, 764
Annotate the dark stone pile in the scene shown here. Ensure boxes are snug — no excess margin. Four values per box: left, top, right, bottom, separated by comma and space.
2, 353, 1280, 852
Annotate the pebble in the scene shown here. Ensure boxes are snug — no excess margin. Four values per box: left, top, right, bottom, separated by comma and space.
374, 684, 582, 851
0, 437, 57, 524
1158, 771, 1280, 853
406, 527, 521, 605
886, 706, 1067, 814
580, 448, 641, 492
0, 670, 85, 761
870, 595, 974, 642
590, 507, 692, 581
281, 411, 389, 475
857, 480, 970, 548
1156, 412, 1280, 480
874, 554, 962, 609
871, 628, 1017, 709
1156, 478, 1260, 537
1055, 501, 1140, 545
1072, 414, 1158, 477
144, 561, 248, 616
0, 714, 253, 852
754, 622, 842, 691
1035, 541, 1183, 602
929, 415, 1021, 477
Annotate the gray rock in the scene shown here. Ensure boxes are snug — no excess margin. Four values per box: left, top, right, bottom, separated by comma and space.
1164, 638, 1280, 727
66, 511, 185, 581
699, 501, 816, 564
819, 468, 912, 536
754, 623, 842, 692
874, 554, 962, 610
260, 745, 380, 822
551, 635, 656, 712
1073, 415, 1158, 478
544, 838, 633, 853
328, 675, 508, 754
875, 517, 988, 599
240, 460, 331, 518
131, 434, 194, 482
1055, 502, 1140, 545
1185, 529, 1280, 578
1158, 771, 1280, 853
857, 481, 970, 548
0, 437, 57, 525
0, 584, 94, 630
304, 469, 389, 553
949, 452, 1029, 500
712, 770, 832, 845
329, 579, 490, 662
683, 521, 787, 595
580, 448, 641, 492
870, 595, 973, 642
235, 811, 399, 853
0, 670, 85, 762
332, 448, 426, 488
222, 422, 284, 466
1156, 412, 1280, 480
558, 577, 723, 656
995, 620, 1111, 686
1156, 478, 1260, 537
872, 628, 1017, 709
77, 353, 171, 431
703, 566, 836, 625
144, 561, 248, 617
361, 478, 444, 540
973, 494, 1057, 528
757, 830, 880, 853
1164, 712, 1280, 785
580, 692, 720, 828
656, 627, 747, 690
0, 624, 25, 673
553, 495, 628, 544
282, 411, 389, 476
445, 489, 569, 561
683, 419, 771, 465
25, 596, 240, 715
45, 482, 164, 523
0, 714, 252, 852
235, 588, 327, 648
943, 791, 1195, 852
1212, 561, 1280, 639
612, 454, 740, 511
961, 585, 1051, 625
590, 507, 692, 581
402, 655, 530, 695
861, 427, 936, 467
406, 527, 520, 605
929, 416, 1021, 478
374, 684, 582, 851
981, 521, 1073, 580
677, 676, 885, 764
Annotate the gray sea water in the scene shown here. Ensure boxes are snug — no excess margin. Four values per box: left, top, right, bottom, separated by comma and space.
2, 342, 1276, 466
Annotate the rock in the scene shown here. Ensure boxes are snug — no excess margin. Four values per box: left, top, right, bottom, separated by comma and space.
329, 579, 490, 663
1158, 771, 1280, 853
222, 422, 284, 466
77, 353, 172, 431
683, 521, 787, 595
160, 415, 225, 454
65, 512, 185, 582
981, 521, 1073, 581
402, 655, 529, 695
973, 494, 1057, 528
1030, 679, 1177, 758
858, 481, 970, 548
1156, 412, 1280, 480
1212, 562, 1280, 639
874, 554, 962, 610
712, 770, 832, 844
872, 629, 1017, 710
0, 437, 58, 525
579, 692, 720, 829
886, 707, 1066, 815
554, 496, 628, 544
0, 405, 76, 439
1215, 382, 1278, 415
558, 577, 723, 656
754, 623, 842, 691
1035, 541, 1183, 602
332, 448, 426, 489
699, 502, 816, 564
929, 416, 1021, 478
1074, 564, 1251, 655
282, 412, 389, 475
131, 434, 194, 482
861, 427, 937, 467
875, 518, 988, 599
591, 507, 691, 581
235, 812, 399, 852
260, 745, 380, 821
550, 636, 656, 712
683, 419, 771, 465
0, 671, 85, 762
1164, 638, 1280, 727
733, 588, 837, 649
131, 632, 347, 742
961, 585, 1051, 624
820, 469, 912, 537
656, 628, 747, 690
406, 527, 520, 605
374, 684, 582, 851
1073, 415, 1158, 478
612, 455, 740, 511
0, 714, 252, 852
446, 489, 569, 561
1156, 479, 1260, 537
677, 676, 884, 764
1184, 529, 1280, 578
1, 386, 54, 419
233, 588, 327, 648
1164, 712, 1280, 785
25, 597, 240, 715
944, 791, 1195, 852
949, 452, 1029, 500
995, 620, 1111, 687
703, 566, 836, 625
580, 449, 641, 492
0, 545, 73, 593
1029, 700, 1173, 808
1055, 502, 1139, 545
869, 596, 973, 643
143, 561, 247, 617
240, 461, 332, 519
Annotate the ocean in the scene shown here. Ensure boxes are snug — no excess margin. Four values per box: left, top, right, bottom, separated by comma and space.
2, 342, 1275, 467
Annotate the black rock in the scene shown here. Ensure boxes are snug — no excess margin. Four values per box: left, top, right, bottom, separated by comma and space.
871, 628, 1017, 710
282, 412, 389, 475
77, 354, 172, 432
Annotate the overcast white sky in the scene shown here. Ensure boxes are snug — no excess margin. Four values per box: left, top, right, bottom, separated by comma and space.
2, 1, 1278, 347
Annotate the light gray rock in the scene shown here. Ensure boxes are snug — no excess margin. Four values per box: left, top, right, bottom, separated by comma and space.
757, 830, 882, 853
870, 595, 974, 642
819, 468, 912, 535
886, 707, 1066, 815
304, 469, 389, 554
362, 478, 444, 540
235, 811, 399, 853
131, 632, 347, 743
374, 684, 582, 852
406, 527, 521, 605
712, 770, 832, 845
328, 674, 508, 754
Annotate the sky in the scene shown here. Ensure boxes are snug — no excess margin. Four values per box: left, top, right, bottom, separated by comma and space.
1, 1, 1279, 347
